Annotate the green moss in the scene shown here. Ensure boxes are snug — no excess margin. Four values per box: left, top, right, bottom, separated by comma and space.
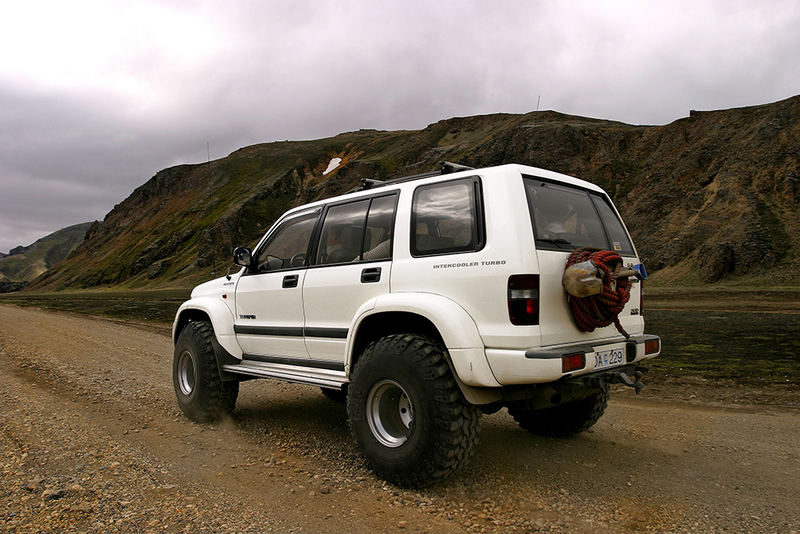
645, 309, 800, 385
679, 343, 715, 353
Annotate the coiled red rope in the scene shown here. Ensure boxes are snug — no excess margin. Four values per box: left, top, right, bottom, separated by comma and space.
566, 248, 632, 338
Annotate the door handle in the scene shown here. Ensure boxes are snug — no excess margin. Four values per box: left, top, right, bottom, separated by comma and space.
282, 274, 299, 288
361, 267, 381, 283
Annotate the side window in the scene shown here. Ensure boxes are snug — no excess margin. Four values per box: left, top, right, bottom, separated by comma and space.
411, 177, 484, 256
361, 194, 397, 262
255, 210, 319, 272
316, 199, 370, 265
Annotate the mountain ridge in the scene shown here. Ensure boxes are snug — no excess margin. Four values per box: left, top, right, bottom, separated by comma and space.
32, 95, 800, 290
0, 222, 93, 291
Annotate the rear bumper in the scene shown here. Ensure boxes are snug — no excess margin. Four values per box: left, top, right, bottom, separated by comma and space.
485, 334, 660, 385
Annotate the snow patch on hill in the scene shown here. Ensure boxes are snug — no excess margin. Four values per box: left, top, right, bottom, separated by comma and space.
323, 157, 342, 175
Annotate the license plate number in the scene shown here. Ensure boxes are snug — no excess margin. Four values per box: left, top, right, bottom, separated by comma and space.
594, 347, 625, 370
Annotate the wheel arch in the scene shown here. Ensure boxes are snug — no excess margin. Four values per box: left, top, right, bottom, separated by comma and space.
349, 311, 444, 371
173, 299, 243, 378
173, 307, 212, 344
347, 294, 502, 403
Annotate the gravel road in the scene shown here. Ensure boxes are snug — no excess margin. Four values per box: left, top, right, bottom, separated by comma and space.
1, 304, 798, 533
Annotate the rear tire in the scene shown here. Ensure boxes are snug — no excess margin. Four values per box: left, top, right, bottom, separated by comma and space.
346, 334, 480, 488
173, 321, 239, 422
508, 384, 609, 438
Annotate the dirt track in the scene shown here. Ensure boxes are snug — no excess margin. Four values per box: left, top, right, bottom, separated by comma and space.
1, 304, 799, 533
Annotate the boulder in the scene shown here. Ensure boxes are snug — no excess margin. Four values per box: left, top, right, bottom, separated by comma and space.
698, 243, 735, 282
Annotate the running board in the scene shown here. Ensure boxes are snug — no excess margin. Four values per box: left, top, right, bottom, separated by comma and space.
222, 360, 347, 389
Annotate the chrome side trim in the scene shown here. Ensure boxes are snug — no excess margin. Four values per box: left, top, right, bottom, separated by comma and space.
222, 361, 347, 389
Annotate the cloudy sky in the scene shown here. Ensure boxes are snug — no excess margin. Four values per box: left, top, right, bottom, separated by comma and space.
1, 0, 799, 253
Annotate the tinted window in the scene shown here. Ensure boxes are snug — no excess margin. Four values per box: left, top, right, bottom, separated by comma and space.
411, 177, 484, 256
361, 194, 397, 261
524, 177, 634, 254
256, 210, 319, 272
591, 196, 634, 254
316, 199, 370, 265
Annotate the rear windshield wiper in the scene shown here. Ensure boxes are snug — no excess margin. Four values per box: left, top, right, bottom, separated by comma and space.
536, 238, 573, 249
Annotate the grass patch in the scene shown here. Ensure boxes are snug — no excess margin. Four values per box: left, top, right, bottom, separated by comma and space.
645, 286, 800, 312
645, 309, 800, 385
0, 289, 189, 326
678, 343, 715, 353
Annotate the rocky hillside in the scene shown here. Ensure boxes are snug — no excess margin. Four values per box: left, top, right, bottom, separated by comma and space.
0, 222, 93, 291
33, 96, 800, 290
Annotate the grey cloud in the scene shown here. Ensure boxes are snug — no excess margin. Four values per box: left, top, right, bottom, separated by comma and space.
1, 0, 800, 252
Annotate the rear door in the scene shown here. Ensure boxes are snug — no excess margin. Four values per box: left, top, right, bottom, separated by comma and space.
302, 193, 397, 364
523, 177, 642, 346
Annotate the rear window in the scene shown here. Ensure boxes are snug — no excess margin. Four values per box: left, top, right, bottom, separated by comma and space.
523, 177, 634, 255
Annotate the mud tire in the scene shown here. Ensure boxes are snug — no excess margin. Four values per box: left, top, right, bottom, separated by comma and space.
347, 334, 480, 488
173, 321, 239, 422
508, 384, 609, 438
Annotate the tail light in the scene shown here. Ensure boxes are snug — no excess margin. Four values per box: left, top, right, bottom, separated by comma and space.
508, 275, 539, 325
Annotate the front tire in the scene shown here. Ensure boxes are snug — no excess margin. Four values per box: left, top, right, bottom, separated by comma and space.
346, 334, 480, 488
173, 321, 239, 422
508, 384, 609, 438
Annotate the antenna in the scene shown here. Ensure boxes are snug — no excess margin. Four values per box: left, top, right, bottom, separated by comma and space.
206, 141, 210, 164
537, 95, 541, 111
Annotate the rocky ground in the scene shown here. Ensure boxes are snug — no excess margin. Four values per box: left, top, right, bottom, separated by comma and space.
1, 304, 799, 533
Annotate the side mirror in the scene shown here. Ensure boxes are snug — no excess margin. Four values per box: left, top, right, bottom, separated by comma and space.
233, 247, 254, 270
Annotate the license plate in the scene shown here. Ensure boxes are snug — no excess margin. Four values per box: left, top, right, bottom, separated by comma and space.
594, 345, 625, 370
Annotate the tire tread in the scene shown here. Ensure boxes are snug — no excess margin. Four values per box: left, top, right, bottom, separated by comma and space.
508, 384, 609, 438
173, 321, 238, 423
347, 333, 479, 488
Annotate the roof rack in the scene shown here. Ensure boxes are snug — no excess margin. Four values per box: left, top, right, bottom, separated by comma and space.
355, 161, 475, 192
440, 161, 475, 174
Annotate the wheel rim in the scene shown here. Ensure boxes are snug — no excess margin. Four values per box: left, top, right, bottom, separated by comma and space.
366, 379, 414, 448
177, 349, 196, 396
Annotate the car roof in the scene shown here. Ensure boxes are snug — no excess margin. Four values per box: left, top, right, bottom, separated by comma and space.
282, 164, 605, 218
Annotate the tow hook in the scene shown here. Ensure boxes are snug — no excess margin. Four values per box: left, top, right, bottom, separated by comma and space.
569, 365, 648, 394
617, 368, 646, 394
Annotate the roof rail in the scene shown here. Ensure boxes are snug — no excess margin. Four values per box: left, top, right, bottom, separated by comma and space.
353, 161, 475, 192
440, 161, 475, 174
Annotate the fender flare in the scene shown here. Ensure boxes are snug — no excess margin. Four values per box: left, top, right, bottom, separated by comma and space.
173, 297, 243, 361
347, 292, 501, 392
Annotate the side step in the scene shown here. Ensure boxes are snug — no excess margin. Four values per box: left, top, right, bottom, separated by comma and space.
222, 360, 347, 389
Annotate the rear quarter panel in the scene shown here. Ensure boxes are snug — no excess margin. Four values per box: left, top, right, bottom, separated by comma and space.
391, 168, 542, 351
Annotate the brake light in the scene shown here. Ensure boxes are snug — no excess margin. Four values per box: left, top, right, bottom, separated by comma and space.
645, 338, 660, 355
508, 275, 539, 325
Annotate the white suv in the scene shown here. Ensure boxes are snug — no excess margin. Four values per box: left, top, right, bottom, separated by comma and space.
172, 163, 660, 487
